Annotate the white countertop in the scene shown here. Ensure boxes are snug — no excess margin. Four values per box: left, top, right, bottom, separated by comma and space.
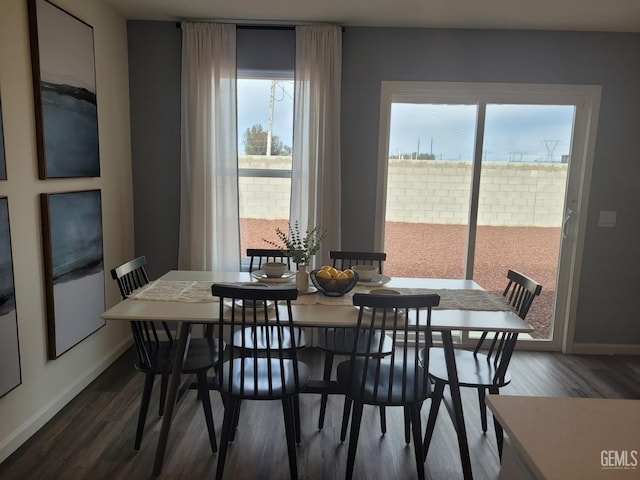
487, 395, 640, 480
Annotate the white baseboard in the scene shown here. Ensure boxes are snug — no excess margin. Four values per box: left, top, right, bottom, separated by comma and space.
0, 338, 132, 464
569, 343, 640, 355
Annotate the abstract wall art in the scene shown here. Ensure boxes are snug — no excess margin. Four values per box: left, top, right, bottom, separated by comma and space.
0, 197, 21, 397
28, 0, 100, 179
41, 190, 105, 359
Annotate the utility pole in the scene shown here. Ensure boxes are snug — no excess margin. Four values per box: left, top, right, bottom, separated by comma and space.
266, 80, 276, 156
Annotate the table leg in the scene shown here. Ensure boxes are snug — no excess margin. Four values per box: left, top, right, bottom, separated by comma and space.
441, 331, 473, 479
152, 321, 192, 476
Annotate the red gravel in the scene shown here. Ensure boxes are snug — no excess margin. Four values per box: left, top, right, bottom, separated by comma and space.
241, 219, 558, 339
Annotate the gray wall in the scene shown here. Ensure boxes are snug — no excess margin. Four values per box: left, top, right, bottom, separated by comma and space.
127, 21, 182, 279
127, 23, 640, 346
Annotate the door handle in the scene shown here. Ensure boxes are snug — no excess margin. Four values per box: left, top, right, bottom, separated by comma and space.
562, 209, 573, 239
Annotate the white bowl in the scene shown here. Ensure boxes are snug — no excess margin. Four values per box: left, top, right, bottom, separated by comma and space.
261, 262, 288, 278
352, 264, 378, 282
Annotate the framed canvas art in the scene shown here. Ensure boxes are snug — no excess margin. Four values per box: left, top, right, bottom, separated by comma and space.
0, 197, 21, 397
0, 94, 6, 180
28, 0, 100, 179
41, 190, 105, 359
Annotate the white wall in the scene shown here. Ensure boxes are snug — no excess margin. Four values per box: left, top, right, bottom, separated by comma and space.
0, 0, 134, 462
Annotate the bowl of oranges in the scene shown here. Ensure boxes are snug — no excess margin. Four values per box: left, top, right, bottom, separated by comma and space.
310, 266, 359, 297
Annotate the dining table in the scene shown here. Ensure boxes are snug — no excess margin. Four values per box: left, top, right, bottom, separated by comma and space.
101, 270, 533, 479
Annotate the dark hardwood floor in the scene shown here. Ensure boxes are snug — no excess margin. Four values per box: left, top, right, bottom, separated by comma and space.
1, 347, 639, 479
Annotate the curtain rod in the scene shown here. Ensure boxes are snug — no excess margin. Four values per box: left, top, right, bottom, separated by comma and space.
175, 20, 343, 31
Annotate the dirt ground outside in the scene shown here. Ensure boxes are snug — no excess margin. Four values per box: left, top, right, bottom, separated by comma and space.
242, 219, 559, 339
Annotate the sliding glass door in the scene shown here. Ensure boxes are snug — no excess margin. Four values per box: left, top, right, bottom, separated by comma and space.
375, 82, 601, 350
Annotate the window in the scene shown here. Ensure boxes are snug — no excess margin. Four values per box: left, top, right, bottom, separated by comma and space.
236, 28, 295, 268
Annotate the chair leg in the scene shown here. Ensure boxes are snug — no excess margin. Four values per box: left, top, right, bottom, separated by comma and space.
404, 406, 411, 444
135, 373, 155, 450
489, 387, 504, 459
196, 371, 217, 453
345, 401, 364, 480
294, 395, 301, 444
423, 381, 445, 461
216, 396, 239, 480
282, 397, 299, 480
159, 373, 169, 416
318, 351, 334, 429
340, 397, 353, 442
410, 404, 426, 480
379, 406, 387, 435
230, 399, 241, 442
478, 388, 488, 432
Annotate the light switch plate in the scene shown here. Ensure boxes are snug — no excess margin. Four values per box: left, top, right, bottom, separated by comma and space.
598, 210, 617, 227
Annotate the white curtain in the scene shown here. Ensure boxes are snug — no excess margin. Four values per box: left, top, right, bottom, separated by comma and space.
179, 23, 240, 271
291, 25, 342, 268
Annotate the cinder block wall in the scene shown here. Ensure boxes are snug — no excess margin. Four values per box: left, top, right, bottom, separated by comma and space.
238, 156, 292, 219
239, 156, 567, 227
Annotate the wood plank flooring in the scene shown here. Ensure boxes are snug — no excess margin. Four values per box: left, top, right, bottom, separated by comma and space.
1, 348, 639, 479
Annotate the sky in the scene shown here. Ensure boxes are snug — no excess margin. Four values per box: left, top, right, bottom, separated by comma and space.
237, 79, 294, 153
237, 79, 575, 162
390, 103, 575, 162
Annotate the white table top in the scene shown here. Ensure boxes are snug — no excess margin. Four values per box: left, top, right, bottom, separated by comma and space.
487, 395, 640, 480
102, 270, 532, 333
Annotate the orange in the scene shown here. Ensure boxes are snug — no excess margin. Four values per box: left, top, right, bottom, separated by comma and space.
326, 267, 339, 278
316, 269, 332, 280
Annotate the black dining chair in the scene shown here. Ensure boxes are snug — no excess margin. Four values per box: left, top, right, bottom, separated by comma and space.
336, 292, 441, 480
422, 269, 542, 459
110, 256, 221, 452
238, 248, 307, 351
317, 251, 390, 431
246, 248, 291, 272
328, 250, 387, 272
211, 284, 309, 480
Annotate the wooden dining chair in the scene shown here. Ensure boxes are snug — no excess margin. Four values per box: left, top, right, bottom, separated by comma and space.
246, 248, 291, 272
110, 256, 221, 452
240, 248, 306, 351
211, 284, 309, 480
336, 292, 441, 480
422, 269, 542, 459
329, 250, 386, 271
317, 251, 390, 431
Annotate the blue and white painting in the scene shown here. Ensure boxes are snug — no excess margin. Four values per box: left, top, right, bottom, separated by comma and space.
0, 197, 21, 397
30, 0, 100, 178
0, 95, 6, 180
42, 190, 105, 359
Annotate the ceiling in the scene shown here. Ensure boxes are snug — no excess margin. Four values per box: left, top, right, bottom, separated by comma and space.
101, 0, 640, 33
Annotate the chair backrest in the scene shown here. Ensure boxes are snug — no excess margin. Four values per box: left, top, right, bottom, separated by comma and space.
110, 256, 173, 369
330, 251, 386, 273
110, 255, 150, 298
473, 269, 543, 381
503, 269, 543, 320
346, 292, 440, 404
211, 284, 302, 397
246, 248, 292, 272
